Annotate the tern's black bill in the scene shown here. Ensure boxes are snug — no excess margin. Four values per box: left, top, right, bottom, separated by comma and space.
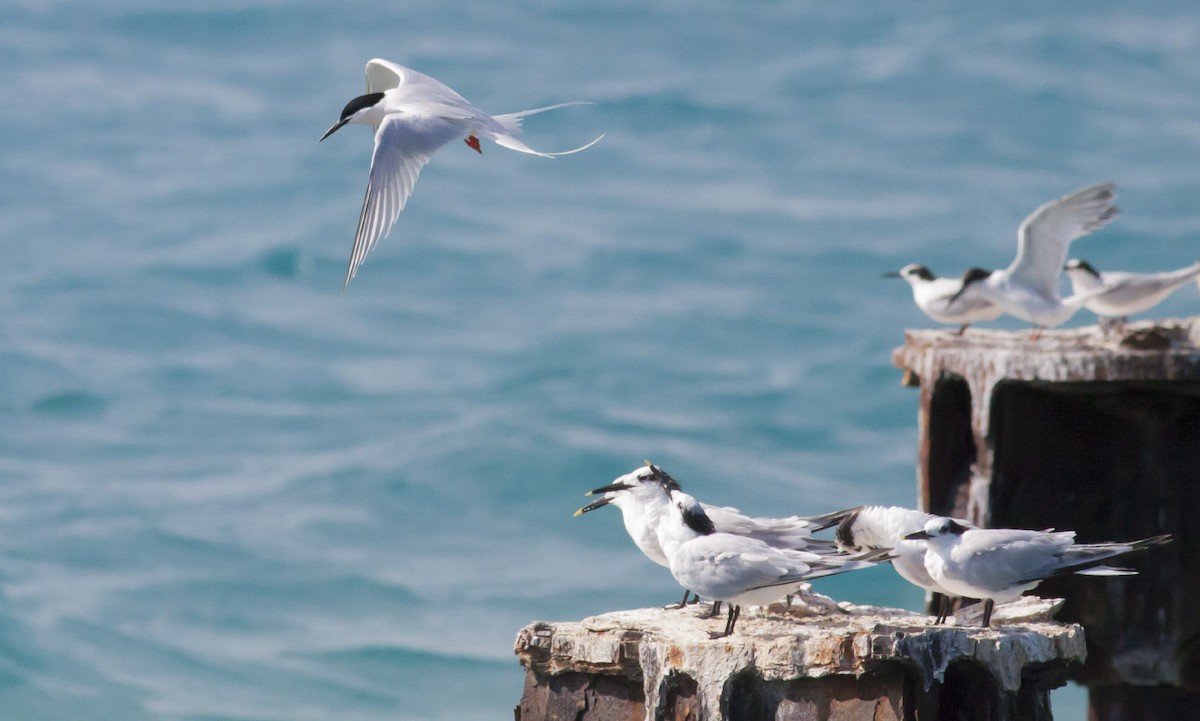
904, 530, 932, 540
320, 117, 350, 142
587, 481, 632, 496
881, 271, 902, 278
574, 496, 612, 515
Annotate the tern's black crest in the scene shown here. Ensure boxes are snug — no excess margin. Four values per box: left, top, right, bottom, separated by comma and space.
835, 510, 861, 550
942, 519, 969, 536
1070, 259, 1100, 278
340, 92, 385, 120
644, 463, 683, 492
959, 267, 993, 286
909, 265, 936, 281
680, 503, 716, 535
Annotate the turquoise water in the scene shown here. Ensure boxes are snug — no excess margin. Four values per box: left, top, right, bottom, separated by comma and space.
4, 2, 1200, 718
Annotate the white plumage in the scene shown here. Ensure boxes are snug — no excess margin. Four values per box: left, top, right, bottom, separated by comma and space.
321, 59, 601, 286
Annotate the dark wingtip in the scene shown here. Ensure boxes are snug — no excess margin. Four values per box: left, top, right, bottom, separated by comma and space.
835, 510, 861, 550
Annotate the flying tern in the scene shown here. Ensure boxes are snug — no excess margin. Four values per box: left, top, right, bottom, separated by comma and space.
884, 264, 1003, 333
1064, 259, 1200, 325
907, 517, 1170, 627
321, 58, 602, 286
948, 183, 1119, 335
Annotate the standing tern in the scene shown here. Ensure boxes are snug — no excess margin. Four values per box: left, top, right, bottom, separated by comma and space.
575, 463, 854, 609
884, 264, 1003, 333
321, 58, 602, 286
657, 491, 886, 638
836, 506, 972, 623
907, 517, 1171, 627
948, 182, 1119, 335
1064, 259, 1200, 326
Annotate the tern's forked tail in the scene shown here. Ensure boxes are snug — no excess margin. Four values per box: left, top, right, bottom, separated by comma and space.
490, 102, 603, 157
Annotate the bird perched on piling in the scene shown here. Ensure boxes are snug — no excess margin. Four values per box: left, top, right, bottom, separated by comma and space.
656, 490, 887, 638
906, 517, 1171, 627
320, 58, 602, 286
1064, 259, 1200, 327
836, 506, 973, 624
575, 463, 854, 610
884, 264, 1003, 333
947, 182, 1119, 336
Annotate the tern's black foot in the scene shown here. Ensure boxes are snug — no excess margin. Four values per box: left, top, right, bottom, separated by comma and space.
700, 601, 722, 619
665, 589, 694, 610
980, 599, 995, 628
933, 595, 950, 625
707, 605, 741, 638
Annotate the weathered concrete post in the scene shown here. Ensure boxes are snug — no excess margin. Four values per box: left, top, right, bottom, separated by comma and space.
891, 319, 1200, 720
514, 600, 1085, 720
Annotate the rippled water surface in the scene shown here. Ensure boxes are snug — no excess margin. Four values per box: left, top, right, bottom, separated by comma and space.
3, 2, 1200, 718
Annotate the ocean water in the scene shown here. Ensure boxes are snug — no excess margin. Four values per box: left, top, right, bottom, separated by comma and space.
3, 2, 1200, 718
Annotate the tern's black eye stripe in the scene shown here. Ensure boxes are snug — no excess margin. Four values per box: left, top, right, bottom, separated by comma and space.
340, 92, 385, 120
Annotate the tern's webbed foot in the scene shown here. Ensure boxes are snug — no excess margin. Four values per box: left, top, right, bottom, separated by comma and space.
465, 135, 482, 154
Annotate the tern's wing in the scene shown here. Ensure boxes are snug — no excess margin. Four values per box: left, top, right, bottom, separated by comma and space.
704, 504, 820, 546
1107, 264, 1200, 297
749, 550, 888, 590
675, 536, 821, 597
344, 114, 460, 286
365, 58, 475, 108
953, 529, 1075, 589
1015, 534, 1171, 584
365, 59, 407, 93
1009, 183, 1118, 298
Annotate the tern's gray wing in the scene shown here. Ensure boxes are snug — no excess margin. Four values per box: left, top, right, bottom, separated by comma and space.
952, 529, 1075, 590
1009, 183, 1118, 298
345, 114, 461, 286
1095, 264, 1200, 309
673, 536, 819, 599
748, 549, 889, 590
702, 504, 820, 547
1014, 534, 1171, 584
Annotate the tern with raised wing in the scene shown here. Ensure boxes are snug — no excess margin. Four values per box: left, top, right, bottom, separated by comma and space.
948, 183, 1119, 335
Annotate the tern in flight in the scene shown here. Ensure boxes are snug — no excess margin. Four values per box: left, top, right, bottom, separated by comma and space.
321, 59, 602, 286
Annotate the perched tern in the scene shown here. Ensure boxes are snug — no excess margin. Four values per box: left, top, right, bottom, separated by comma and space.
907, 517, 1170, 627
657, 491, 886, 638
836, 506, 972, 623
321, 58, 602, 286
1064, 259, 1200, 324
575, 463, 854, 609
884, 264, 1003, 333
949, 183, 1119, 334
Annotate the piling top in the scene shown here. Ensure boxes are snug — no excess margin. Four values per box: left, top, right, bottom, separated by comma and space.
515, 598, 1085, 719
894, 318, 1200, 386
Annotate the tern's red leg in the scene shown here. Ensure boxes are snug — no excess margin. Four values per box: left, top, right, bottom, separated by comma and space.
465, 135, 482, 154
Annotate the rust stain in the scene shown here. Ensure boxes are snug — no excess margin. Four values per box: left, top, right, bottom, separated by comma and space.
666, 644, 684, 667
